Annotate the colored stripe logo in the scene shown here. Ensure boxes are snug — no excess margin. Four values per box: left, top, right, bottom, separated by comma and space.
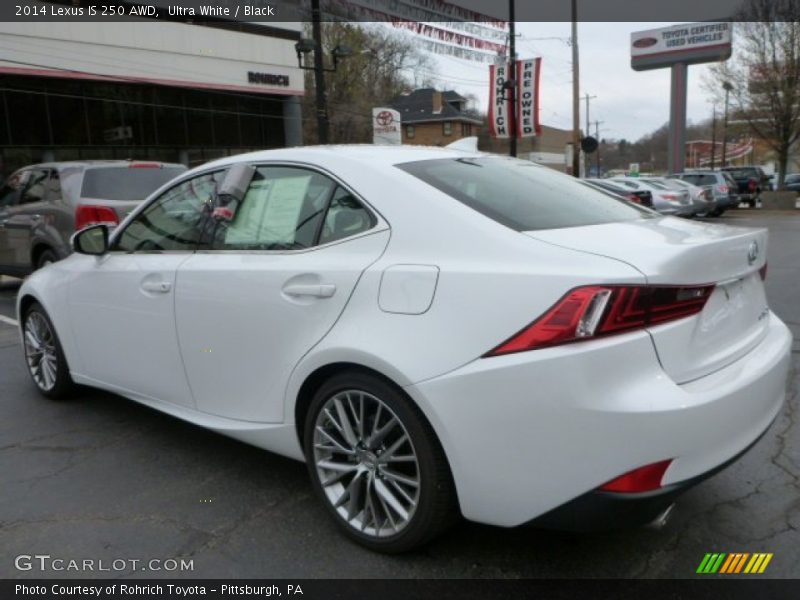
697, 553, 773, 574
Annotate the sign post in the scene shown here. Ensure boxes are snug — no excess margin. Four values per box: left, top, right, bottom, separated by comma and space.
372, 108, 402, 146
631, 22, 732, 174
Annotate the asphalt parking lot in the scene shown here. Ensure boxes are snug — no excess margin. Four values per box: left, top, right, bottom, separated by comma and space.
1, 210, 798, 579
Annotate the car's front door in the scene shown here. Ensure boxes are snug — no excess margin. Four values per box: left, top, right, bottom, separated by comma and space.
174, 164, 389, 423
67, 170, 222, 407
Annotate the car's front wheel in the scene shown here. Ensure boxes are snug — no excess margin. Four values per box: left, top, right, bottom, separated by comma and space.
22, 302, 74, 399
304, 371, 457, 553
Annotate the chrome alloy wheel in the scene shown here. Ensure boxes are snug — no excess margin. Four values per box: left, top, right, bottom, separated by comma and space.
23, 312, 58, 392
313, 390, 421, 538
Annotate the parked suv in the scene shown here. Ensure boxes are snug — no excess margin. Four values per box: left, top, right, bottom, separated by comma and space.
670, 171, 739, 216
0, 160, 186, 276
720, 166, 769, 207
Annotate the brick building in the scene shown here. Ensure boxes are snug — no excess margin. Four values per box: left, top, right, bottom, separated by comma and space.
389, 89, 482, 146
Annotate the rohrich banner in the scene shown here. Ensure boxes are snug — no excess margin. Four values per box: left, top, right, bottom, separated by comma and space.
489, 58, 542, 139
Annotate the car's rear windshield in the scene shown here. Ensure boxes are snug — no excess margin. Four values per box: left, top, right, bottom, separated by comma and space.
81, 166, 186, 201
680, 173, 718, 186
723, 168, 758, 179
397, 157, 652, 231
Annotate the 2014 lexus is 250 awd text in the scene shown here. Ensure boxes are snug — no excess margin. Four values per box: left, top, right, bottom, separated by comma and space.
17, 146, 791, 552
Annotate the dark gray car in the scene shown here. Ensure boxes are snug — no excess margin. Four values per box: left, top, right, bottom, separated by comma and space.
0, 160, 186, 276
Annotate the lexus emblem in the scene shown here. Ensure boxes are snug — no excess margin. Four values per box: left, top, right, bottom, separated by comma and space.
747, 241, 759, 265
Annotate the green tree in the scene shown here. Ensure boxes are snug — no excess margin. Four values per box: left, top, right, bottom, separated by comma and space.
707, 0, 800, 186
302, 23, 436, 144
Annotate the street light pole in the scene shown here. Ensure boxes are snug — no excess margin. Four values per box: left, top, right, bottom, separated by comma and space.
508, 0, 517, 157
710, 104, 717, 169
721, 81, 733, 167
311, 0, 328, 144
570, 0, 580, 177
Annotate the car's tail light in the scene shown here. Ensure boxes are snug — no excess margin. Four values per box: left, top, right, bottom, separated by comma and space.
75, 205, 119, 230
748, 178, 757, 192
759, 263, 768, 281
128, 162, 162, 169
718, 184, 729, 194
626, 193, 641, 204
484, 284, 715, 356
598, 460, 673, 493
662, 193, 681, 202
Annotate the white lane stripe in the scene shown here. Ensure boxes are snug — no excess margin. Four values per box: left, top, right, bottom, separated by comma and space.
0, 313, 19, 327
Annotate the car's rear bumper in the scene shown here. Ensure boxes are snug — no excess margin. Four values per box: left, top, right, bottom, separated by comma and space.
528, 415, 774, 531
407, 314, 791, 528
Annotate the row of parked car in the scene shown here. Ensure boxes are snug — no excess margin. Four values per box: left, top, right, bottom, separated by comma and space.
587, 168, 753, 218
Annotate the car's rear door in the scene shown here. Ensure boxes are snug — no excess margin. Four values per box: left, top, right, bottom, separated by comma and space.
174, 164, 389, 423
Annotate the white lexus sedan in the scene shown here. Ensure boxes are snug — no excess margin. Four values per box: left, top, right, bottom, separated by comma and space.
17, 146, 791, 553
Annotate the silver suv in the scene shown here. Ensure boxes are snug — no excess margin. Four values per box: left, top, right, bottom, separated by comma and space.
0, 160, 186, 276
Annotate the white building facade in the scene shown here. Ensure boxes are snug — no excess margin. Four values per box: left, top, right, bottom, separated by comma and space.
0, 13, 305, 175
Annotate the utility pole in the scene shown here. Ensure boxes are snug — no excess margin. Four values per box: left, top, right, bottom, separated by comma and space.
508, 0, 517, 157
583, 93, 596, 175
710, 105, 717, 169
721, 81, 733, 167
594, 120, 604, 176
311, 0, 328, 144
570, 0, 580, 177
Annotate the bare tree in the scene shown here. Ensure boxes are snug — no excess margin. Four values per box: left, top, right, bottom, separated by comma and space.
707, 0, 800, 186
302, 23, 437, 144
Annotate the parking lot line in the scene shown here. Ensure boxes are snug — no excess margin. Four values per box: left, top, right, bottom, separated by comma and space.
0, 314, 18, 327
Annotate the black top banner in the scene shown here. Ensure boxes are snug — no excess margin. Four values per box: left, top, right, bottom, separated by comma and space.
2, 0, 750, 23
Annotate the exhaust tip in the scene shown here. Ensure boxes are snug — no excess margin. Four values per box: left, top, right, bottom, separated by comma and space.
646, 503, 676, 530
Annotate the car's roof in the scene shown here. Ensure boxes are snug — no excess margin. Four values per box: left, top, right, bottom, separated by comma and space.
22, 160, 186, 170
200, 144, 485, 171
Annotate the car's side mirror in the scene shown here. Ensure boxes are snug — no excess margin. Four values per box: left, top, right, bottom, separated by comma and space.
72, 224, 109, 256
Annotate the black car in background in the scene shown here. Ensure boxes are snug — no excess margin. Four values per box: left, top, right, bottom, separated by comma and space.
720, 166, 770, 207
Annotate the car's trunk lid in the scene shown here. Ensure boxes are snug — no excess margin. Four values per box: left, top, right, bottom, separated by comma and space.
525, 217, 770, 383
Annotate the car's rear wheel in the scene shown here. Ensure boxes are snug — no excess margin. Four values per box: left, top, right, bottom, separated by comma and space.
22, 302, 74, 399
304, 371, 457, 553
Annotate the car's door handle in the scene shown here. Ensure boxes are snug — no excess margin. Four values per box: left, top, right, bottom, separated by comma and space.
283, 283, 336, 298
141, 280, 172, 294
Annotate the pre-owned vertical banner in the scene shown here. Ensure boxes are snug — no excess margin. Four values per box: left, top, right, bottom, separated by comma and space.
488, 63, 511, 138
489, 58, 542, 139
516, 57, 542, 138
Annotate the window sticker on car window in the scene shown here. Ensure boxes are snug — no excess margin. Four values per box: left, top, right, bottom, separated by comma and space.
225, 175, 311, 246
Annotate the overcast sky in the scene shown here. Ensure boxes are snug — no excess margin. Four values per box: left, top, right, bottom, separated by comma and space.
426, 22, 720, 142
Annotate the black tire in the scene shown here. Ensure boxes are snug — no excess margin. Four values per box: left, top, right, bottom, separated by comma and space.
303, 370, 458, 553
22, 302, 75, 400
36, 248, 58, 270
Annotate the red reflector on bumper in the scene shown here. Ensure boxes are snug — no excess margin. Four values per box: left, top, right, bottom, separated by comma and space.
598, 460, 673, 493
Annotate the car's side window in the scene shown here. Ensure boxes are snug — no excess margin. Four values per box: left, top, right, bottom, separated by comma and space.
45, 170, 63, 203
319, 186, 375, 245
114, 171, 222, 253
213, 166, 336, 251
0, 170, 27, 208
20, 169, 50, 204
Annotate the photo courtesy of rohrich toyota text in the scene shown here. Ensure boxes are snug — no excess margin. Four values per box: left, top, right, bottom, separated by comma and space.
0, 1, 798, 599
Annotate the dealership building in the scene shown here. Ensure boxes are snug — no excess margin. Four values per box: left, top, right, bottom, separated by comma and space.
0, 15, 304, 177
